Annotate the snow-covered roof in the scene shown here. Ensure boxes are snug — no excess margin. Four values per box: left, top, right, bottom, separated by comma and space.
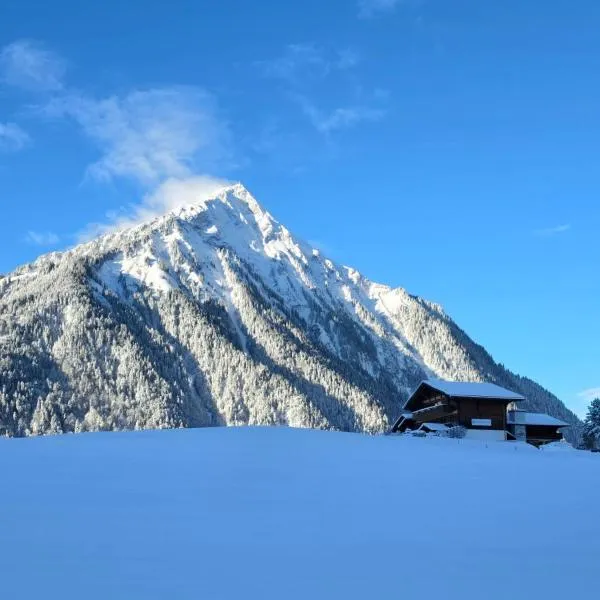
389, 412, 415, 433
422, 379, 525, 401
419, 422, 449, 432
507, 412, 569, 427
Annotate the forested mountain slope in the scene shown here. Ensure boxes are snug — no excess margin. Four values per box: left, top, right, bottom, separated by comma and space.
0, 183, 580, 437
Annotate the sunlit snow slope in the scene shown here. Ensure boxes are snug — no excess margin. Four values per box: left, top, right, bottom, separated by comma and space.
0, 182, 579, 437
1, 427, 597, 599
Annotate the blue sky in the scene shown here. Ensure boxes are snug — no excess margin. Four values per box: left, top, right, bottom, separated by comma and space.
0, 0, 598, 416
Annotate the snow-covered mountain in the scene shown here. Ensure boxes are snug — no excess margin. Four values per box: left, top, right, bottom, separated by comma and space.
0, 182, 580, 437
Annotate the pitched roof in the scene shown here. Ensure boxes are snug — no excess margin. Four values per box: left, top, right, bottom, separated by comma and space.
507, 412, 569, 427
422, 379, 525, 401
388, 412, 416, 433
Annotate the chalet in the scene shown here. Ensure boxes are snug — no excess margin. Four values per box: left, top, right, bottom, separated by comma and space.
390, 379, 569, 446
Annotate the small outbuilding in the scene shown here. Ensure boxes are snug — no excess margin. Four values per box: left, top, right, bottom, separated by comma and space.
391, 411, 417, 433
417, 422, 450, 434
506, 410, 569, 447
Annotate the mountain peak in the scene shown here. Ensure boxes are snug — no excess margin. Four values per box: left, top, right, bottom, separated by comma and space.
147, 179, 274, 234
0, 182, 580, 440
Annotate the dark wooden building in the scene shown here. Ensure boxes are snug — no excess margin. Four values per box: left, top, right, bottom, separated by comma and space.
391, 379, 525, 441
390, 379, 570, 446
506, 410, 569, 447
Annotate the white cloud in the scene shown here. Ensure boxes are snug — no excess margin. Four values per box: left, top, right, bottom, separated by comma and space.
578, 388, 600, 403
77, 175, 232, 241
24, 231, 60, 246
337, 48, 361, 70
0, 39, 236, 244
123, 175, 233, 225
44, 87, 231, 185
300, 101, 385, 134
258, 43, 362, 83
0, 39, 66, 91
0, 122, 30, 152
258, 44, 332, 83
534, 224, 571, 236
358, 0, 403, 18
571, 387, 600, 419
258, 44, 385, 138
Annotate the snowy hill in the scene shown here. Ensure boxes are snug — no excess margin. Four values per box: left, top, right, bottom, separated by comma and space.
1, 427, 597, 599
0, 181, 579, 437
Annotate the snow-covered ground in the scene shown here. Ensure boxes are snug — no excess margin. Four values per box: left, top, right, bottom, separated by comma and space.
1, 427, 598, 599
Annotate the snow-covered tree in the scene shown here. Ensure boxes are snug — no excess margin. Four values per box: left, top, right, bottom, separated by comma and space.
582, 398, 600, 450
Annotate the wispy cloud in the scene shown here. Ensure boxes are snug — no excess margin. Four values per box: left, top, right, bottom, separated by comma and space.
0, 38, 239, 249
299, 102, 385, 134
573, 387, 600, 418
1, 39, 232, 188
24, 230, 60, 246
0, 122, 30, 152
337, 48, 361, 70
257, 43, 385, 138
0, 39, 66, 92
258, 43, 330, 83
358, 0, 404, 18
257, 43, 359, 84
77, 175, 232, 241
0, 38, 237, 244
578, 388, 600, 403
534, 224, 571, 237
42, 87, 232, 186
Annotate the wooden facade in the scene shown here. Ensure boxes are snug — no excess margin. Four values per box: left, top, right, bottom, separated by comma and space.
521, 425, 563, 447
394, 380, 519, 435
456, 398, 508, 431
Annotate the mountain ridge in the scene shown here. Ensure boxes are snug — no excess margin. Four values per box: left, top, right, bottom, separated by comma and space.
0, 181, 580, 438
